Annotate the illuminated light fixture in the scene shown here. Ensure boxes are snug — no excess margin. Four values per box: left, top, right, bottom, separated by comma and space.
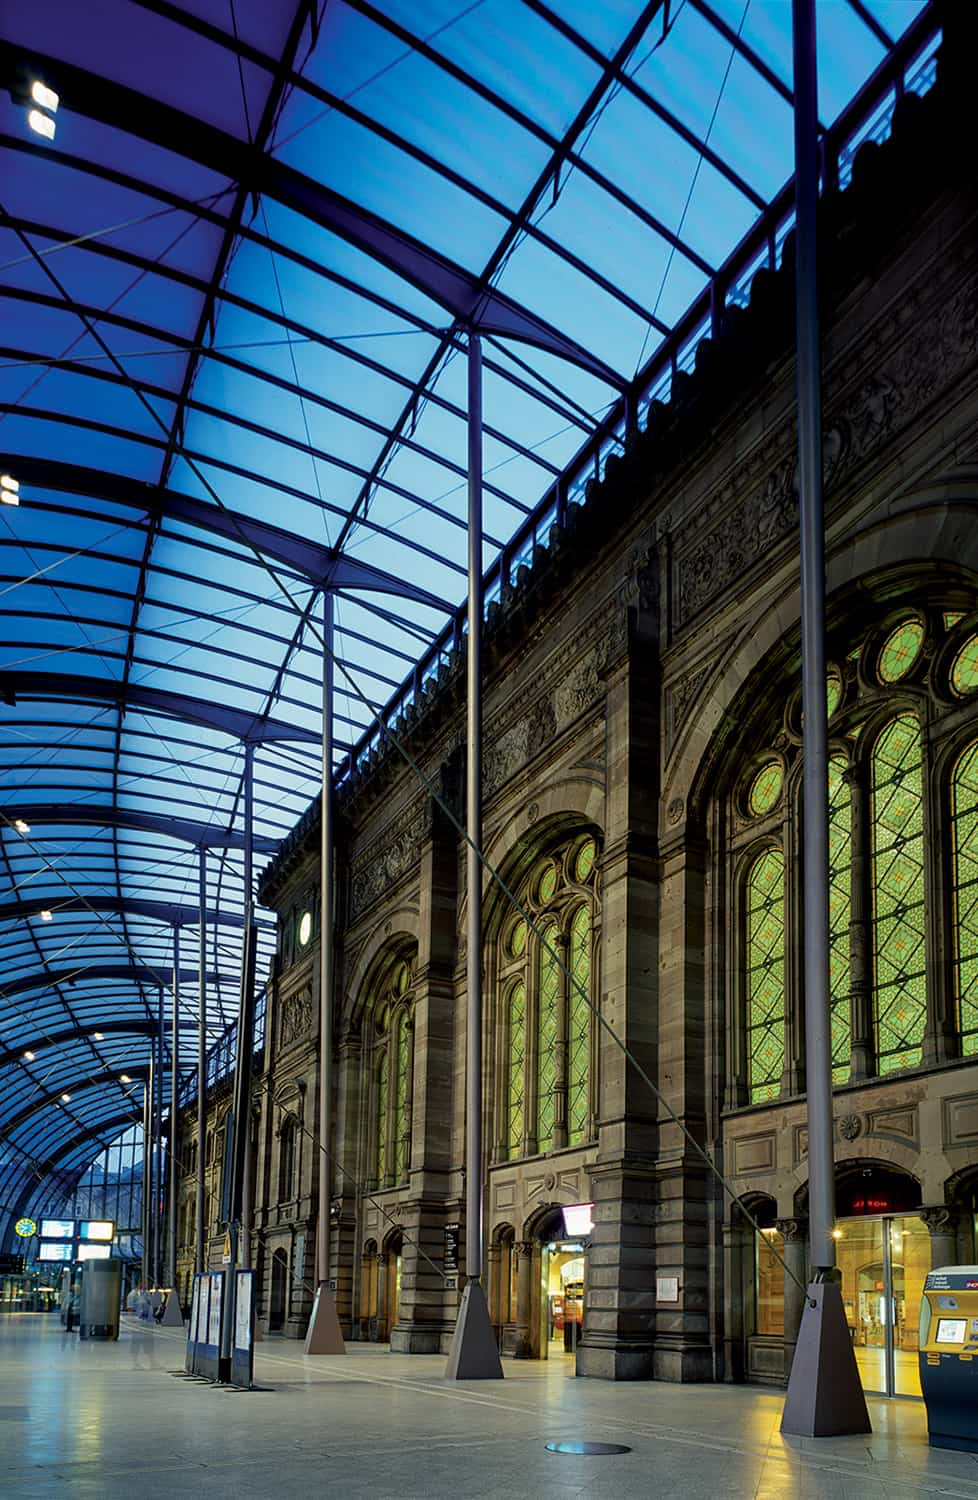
14, 818, 30, 834
93, 1031, 104, 1040
120, 1074, 131, 1083
22, 1050, 35, 1062
60, 1092, 71, 1103
27, 107, 55, 141
831, 1228, 843, 1240
0, 474, 19, 506
30, 80, 59, 113
40, 909, 52, 921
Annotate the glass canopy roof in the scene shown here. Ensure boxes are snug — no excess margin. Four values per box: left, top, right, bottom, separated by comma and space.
0, 0, 938, 1241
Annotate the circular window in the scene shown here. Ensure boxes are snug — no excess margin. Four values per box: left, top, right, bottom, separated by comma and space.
877, 618, 924, 684
951, 632, 978, 696
509, 918, 527, 958
297, 910, 312, 947
747, 760, 783, 817
826, 665, 843, 719
574, 838, 596, 882
537, 862, 558, 904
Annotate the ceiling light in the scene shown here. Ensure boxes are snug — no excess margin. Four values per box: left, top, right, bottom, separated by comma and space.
0, 474, 19, 507
14, 818, 30, 834
93, 1031, 104, 1040
22, 1050, 35, 1062
27, 108, 55, 141
30, 80, 59, 113
120, 1074, 131, 1083
831, 1228, 843, 1240
40, 909, 52, 921
60, 1093, 71, 1103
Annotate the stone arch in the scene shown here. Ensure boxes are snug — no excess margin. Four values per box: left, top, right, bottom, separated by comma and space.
470, 786, 604, 938
792, 1156, 922, 1217
346, 930, 418, 1032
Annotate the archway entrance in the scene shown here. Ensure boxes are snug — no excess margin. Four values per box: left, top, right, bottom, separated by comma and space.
269, 1248, 287, 1333
381, 1232, 402, 1342
534, 1206, 588, 1360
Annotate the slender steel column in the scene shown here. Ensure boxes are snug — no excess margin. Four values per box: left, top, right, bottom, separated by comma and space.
793, 0, 834, 1277
168, 924, 180, 1288
195, 847, 207, 1274
240, 742, 255, 1271
465, 330, 484, 1285
155, 985, 165, 1286
317, 589, 335, 1287
141, 1075, 151, 1288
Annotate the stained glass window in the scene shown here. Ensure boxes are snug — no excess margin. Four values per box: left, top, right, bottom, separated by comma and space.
568, 906, 591, 1146
395, 1014, 412, 1181
748, 761, 783, 818
536, 922, 560, 1151
878, 619, 924, 683
828, 755, 852, 1084
951, 634, 978, 696
944, 612, 966, 631
746, 849, 786, 1103
952, 741, 978, 1056
375, 1050, 389, 1184
871, 715, 926, 1072
509, 919, 527, 958
574, 839, 596, 883
537, 863, 558, 904
507, 982, 526, 1158
826, 667, 844, 720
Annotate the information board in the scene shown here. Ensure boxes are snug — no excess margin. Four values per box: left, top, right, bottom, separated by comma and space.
230, 1270, 255, 1390
185, 1275, 203, 1375
208, 1273, 223, 1345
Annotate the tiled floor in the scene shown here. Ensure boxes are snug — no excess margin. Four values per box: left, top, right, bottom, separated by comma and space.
3, 1313, 978, 1498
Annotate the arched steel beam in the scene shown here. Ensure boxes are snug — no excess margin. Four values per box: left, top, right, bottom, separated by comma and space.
0, 895, 275, 929
0, 965, 229, 1004
0, 670, 317, 745
1, 802, 278, 853
5, 455, 449, 609
0, 1017, 204, 1072
0, 1069, 151, 1142
1, 49, 624, 390
5, 1111, 142, 1227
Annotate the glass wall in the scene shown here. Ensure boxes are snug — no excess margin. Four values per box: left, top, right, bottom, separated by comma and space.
835, 1214, 930, 1397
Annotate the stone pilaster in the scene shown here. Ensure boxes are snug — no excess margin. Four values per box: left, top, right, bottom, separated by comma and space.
512, 1241, 534, 1358
777, 1216, 808, 1383
920, 1204, 961, 1271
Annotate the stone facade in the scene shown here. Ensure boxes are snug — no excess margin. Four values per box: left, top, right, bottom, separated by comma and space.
175, 31, 978, 1381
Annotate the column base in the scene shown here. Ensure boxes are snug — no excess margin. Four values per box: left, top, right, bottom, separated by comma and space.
576, 1341, 654, 1381
390, 1323, 446, 1354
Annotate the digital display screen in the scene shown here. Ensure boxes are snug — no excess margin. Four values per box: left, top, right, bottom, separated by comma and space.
38, 1242, 73, 1262
40, 1218, 74, 1240
77, 1243, 111, 1262
562, 1203, 594, 1237
79, 1220, 114, 1242
936, 1318, 967, 1345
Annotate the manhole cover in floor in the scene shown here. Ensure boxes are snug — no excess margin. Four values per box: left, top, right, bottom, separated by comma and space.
545, 1441, 631, 1456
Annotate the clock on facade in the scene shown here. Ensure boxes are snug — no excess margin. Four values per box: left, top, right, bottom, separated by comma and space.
14, 1218, 37, 1238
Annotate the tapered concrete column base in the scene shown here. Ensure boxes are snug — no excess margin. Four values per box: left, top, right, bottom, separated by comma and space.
445, 1282, 503, 1380
304, 1283, 346, 1355
160, 1291, 185, 1326
781, 1281, 871, 1436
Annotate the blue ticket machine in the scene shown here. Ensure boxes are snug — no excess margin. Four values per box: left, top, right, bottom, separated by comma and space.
918, 1265, 978, 1452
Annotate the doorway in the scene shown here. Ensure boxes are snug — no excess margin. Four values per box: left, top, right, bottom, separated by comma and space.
269, 1247, 287, 1333
540, 1239, 586, 1359
836, 1214, 930, 1397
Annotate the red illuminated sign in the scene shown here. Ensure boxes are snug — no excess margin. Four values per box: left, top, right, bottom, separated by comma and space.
850, 1198, 890, 1212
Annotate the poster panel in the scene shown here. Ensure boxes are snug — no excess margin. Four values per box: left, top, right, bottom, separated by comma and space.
208, 1272, 223, 1346
234, 1271, 253, 1351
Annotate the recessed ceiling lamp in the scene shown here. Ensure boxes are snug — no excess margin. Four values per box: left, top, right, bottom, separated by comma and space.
93, 1031, 104, 1040
40, 909, 52, 921
60, 1093, 71, 1103
30, 80, 59, 112
26, 79, 58, 141
120, 1074, 131, 1083
14, 818, 30, 834
22, 1050, 35, 1062
0, 474, 19, 507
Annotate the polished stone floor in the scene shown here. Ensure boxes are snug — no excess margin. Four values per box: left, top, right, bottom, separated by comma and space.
3, 1313, 978, 1498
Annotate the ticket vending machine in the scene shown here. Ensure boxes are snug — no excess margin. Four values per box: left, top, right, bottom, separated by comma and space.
918, 1265, 978, 1452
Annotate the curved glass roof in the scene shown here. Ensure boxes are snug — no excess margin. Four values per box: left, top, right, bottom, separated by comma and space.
0, 0, 938, 1242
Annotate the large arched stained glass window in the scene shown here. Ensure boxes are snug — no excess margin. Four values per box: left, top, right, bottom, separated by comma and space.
537, 923, 560, 1153
871, 715, 926, 1073
370, 957, 415, 1187
394, 1014, 412, 1181
828, 755, 852, 1083
746, 849, 786, 1103
952, 740, 978, 1056
375, 1051, 389, 1185
506, 981, 526, 1158
568, 906, 591, 1146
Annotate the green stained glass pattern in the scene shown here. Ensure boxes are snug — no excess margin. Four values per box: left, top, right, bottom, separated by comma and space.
536, 923, 559, 1150
746, 849, 785, 1103
878, 619, 924, 683
537, 863, 557, 904
509, 918, 527, 958
395, 1014, 412, 1181
826, 667, 843, 720
748, 761, 783, 817
508, 982, 526, 1157
951, 633, 978, 696
568, 905, 591, 1145
574, 838, 596, 883
871, 715, 926, 1073
375, 1049, 389, 1184
944, 612, 966, 631
828, 756, 852, 1083
952, 741, 978, 1055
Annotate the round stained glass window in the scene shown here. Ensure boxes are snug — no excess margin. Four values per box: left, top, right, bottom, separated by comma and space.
951, 632, 978, 696
537, 862, 557, 904
297, 910, 312, 947
826, 666, 843, 719
574, 838, 596, 882
877, 618, 924, 683
509, 919, 527, 958
748, 761, 783, 817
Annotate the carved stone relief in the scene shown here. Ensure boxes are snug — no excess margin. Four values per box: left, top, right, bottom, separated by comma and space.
279, 986, 312, 1051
